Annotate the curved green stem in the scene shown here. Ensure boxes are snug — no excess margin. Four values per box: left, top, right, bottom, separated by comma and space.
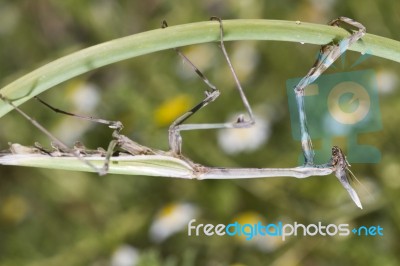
1, 19, 399, 118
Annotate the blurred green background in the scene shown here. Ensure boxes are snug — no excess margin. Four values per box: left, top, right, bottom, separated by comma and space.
0, 1, 399, 265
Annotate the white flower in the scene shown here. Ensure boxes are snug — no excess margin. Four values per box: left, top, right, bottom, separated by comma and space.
376, 70, 398, 95
71, 82, 101, 113
110, 244, 139, 266
149, 202, 198, 243
217, 113, 270, 154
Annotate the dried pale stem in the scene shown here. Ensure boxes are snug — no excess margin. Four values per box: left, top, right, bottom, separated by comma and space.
0, 150, 332, 179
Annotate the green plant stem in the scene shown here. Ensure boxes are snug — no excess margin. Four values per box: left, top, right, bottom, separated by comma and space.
0, 19, 399, 118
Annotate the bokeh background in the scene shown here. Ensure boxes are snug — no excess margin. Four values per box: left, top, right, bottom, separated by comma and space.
0, 1, 399, 265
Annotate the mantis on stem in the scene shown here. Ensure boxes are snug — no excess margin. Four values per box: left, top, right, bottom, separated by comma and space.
0, 17, 367, 208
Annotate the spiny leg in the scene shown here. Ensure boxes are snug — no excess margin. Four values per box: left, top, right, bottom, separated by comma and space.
293, 17, 366, 166
162, 18, 255, 155
0, 94, 106, 175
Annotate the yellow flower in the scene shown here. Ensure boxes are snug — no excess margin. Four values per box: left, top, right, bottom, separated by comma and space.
153, 95, 193, 126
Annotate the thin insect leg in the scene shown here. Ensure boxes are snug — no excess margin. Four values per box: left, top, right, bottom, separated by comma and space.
162, 18, 255, 155
0, 94, 105, 175
35, 96, 123, 131
294, 17, 366, 165
210, 16, 255, 126
162, 21, 218, 93
162, 20, 221, 154
102, 139, 118, 174
168, 90, 220, 154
